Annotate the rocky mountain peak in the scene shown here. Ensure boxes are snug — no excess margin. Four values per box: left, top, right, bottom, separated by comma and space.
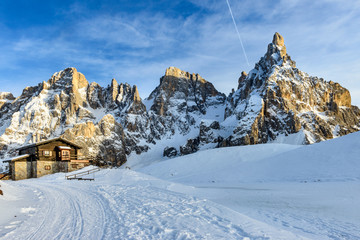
270, 32, 286, 58
0, 92, 15, 110
111, 78, 119, 102
0, 92, 15, 101
132, 85, 141, 103
148, 67, 225, 116
237, 71, 247, 89
256, 32, 295, 70
164, 66, 206, 83
272, 32, 285, 48
226, 32, 360, 146
47, 67, 89, 90
165, 66, 185, 78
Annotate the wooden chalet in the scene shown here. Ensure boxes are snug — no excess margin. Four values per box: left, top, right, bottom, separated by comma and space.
3, 137, 90, 180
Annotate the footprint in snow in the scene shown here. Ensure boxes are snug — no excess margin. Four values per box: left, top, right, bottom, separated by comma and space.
4, 225, 16, 229
4, 221, 22, 229
10, 221, 21, 225
20, 207, 36, 214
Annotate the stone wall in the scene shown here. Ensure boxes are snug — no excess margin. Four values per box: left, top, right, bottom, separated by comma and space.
13, 160, 31, 181
36, 161, 71, 178
68, 161, 89, 172
36, 161, 88, 178
36, 160, 59, 178
10, 159, 89, 180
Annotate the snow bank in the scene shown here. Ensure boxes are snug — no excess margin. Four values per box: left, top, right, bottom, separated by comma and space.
139, 131, 360, 183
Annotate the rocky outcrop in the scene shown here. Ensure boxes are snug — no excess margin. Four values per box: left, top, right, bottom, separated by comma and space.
199, 120, 222, 145
107, 80, 146, 114
0, 92, 15, 111
180, 137, 200, 156
163, 147, 178, 158
87, 82, 105, 109
0, 92, 15, 101
148, 67, 226, 116
179, 120, 223, 156
61, 114, 127, 166
144, 67, 226, 142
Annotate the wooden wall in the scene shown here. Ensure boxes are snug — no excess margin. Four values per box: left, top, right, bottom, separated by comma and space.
37, 140, 77, 161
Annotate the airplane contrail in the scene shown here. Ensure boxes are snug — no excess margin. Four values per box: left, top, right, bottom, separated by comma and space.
225, 0, 250, 66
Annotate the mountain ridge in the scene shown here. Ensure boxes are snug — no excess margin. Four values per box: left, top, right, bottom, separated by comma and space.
1, 32, 359, 167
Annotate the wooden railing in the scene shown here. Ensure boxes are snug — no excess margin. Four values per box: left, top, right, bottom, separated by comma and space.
0, 173, 10, 180
65, 167, 101, 180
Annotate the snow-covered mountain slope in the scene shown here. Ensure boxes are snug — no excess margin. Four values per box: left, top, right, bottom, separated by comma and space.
0, 168, 309, 240
137, 131, 360, 239
139, 131, 360, 183
1, 32, 359, 167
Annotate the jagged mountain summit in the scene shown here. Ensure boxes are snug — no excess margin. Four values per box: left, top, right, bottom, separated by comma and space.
222, 32, 360, 145
0, 32, 359, 166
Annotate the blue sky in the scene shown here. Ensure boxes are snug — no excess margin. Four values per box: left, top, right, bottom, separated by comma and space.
1, 0, 360, 105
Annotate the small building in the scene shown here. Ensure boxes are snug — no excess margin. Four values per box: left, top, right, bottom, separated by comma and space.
2, 137, 90, 180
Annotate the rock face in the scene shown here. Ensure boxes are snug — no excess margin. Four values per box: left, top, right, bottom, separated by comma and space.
148, 66, 225, 116
0, 33, 359, 166
145, 66, 226, 141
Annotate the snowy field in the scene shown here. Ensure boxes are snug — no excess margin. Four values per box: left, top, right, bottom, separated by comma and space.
1, 132, 360, 239
139, 132, 360, 239
0, 168, 307, 240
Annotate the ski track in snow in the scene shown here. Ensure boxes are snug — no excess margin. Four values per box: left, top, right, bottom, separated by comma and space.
0, 169, 308, 240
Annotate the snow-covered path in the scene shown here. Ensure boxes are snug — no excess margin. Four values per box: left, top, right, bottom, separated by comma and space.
0, 169, 308, 240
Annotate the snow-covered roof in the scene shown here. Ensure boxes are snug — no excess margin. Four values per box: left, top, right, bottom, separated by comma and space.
2, 154, 30, 163
58, 146, 71, 150
17, 137, 82, 151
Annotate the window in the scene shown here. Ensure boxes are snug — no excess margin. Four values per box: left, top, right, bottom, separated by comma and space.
43, 151, 52, 157
61, 150, 70, 160
44, 165, 51, 170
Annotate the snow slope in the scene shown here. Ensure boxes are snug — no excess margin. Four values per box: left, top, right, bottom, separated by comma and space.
139, 131, 360, 183
0, 168, 308, 240
138, 131, 360, 239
